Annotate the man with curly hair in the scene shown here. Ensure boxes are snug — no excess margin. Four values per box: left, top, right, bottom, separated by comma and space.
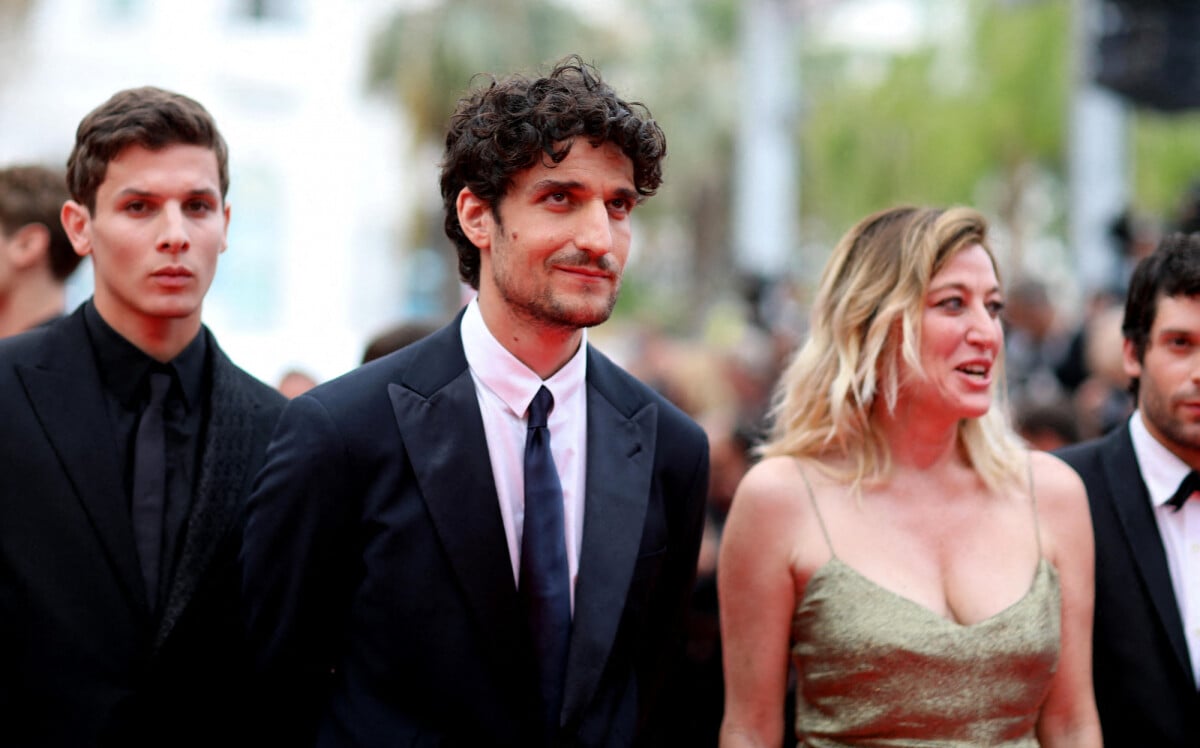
242, 56, 710, 747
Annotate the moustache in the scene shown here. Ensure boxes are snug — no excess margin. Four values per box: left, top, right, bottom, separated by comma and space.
552, 251, 620, 275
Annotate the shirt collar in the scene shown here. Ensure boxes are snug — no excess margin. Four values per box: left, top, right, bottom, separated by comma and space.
1129, 409, 1194, 510
83, 299, 208, 412
460, 297, 587, 417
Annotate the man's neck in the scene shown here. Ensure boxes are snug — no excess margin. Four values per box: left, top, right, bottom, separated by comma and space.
93, 299, 202, 363
475, 296, 583, 380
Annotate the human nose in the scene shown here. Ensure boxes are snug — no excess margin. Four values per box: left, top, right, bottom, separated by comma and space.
156, 204, 190, 254
965, 303, 1001, 350
575, 200, 614, 256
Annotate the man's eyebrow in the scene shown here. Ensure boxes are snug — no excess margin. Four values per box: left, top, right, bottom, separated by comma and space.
113, 187, 153, 199
613, 186, 640, 204
527, 179, 639, 202
113, 186, 221, 199
529, 178, 582, 194
1157, 326, 1200, 338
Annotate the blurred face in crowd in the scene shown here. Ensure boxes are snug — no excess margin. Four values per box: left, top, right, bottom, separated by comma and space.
462, 141, 637, 336
1125, 293, 1200, 465
62, 143, 229, 336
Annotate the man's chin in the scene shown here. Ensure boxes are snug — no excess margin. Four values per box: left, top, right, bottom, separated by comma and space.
539, 294, 617, 329
560, 305, 616, 330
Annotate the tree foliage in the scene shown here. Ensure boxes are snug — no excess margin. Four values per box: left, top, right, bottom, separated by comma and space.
1132, 110, 1200, 224
365, 0, 614, 148
365, 0, 1200, 324
800, 0, 1071, 247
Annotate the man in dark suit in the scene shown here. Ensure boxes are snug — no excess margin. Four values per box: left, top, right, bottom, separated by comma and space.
0, 87, 285, 747
1057, 232, 1200, 746
241, 56, 710, 747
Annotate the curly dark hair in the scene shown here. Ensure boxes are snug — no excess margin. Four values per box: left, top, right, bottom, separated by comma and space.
439, 55, 667, 289
1122, 231, 1200, 397
67, 86, 229, 213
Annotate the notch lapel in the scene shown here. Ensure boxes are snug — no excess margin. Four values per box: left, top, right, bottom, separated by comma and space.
560, 377, 657, 725
15, 315, 145, 613
1102, 429, 1192, 676
387, 326, 526, 671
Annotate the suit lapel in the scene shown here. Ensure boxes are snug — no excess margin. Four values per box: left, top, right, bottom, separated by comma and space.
15, 310, 146, 612
155, 341, 260, 647
1102, 427, 1193, 675
561, 351, 657, 725
387, 320, 527, 668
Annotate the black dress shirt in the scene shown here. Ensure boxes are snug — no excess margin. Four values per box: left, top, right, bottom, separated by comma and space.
82, 301, 209, 613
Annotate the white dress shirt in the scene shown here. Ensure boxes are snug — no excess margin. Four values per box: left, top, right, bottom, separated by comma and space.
1129, 410, 1200, 687
460, 299, 588, 613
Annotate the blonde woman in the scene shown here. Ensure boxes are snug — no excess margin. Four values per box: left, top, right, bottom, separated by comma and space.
718, 206, 1101, 747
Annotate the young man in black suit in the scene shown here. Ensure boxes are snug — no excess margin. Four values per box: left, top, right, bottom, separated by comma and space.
0, 87, 286, 747
241, 56, 710, 747
1057, 233, 1200, 746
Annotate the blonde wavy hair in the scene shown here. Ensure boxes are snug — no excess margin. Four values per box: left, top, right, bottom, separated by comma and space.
760, 205, 1026, 493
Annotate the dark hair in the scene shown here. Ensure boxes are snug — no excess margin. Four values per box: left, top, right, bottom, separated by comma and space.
0, 164, 79, 281
1122, 231, 1200, 396
66, 86, 229, 212
439, 54, 667, 289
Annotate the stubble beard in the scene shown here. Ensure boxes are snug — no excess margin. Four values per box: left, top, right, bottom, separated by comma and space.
491, 245, 623, 332
502, 276, 621, 333
1144, 387, 1200, 454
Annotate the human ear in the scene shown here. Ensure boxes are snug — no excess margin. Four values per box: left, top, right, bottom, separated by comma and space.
60, 201, 93, 258
7, 223, 51, 270
220, 202, 231, 253
456, 187, 493, 251
1122, 338, 1142, 382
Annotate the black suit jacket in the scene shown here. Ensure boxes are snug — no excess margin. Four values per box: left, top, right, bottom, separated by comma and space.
0, 304, 286, 748
241, 312, 710, 747
1056, 424, 1200, 746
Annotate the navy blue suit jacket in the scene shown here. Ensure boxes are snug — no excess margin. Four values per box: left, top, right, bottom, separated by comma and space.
1057, 424, 1200, 746
241, 312, 709, 747
0, 304, 286, 747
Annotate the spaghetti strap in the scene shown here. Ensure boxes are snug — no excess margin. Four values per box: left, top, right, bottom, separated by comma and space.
1026, 452, 1043, 557
794, 459, 837, 558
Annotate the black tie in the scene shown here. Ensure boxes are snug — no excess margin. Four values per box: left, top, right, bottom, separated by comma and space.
132, 370, 171, 613
519, 386, 570, 739
1166, 470, 1200, 512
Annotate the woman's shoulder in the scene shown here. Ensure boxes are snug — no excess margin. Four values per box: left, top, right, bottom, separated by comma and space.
728, 457, 842, 545
736, 455, 841, 508
1026, 449, 1093, 561
1028, 449, 1088, 508
725, 455, 838, 580
733, 456, 805, 516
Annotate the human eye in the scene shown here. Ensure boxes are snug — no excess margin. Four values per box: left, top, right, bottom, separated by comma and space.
608, 197, 633, 217
123, 200, 150, 215
935, 296, 964, 311
184, 198, 214, 214
1165, 333, 1195, 351
987, 299, 1006, 318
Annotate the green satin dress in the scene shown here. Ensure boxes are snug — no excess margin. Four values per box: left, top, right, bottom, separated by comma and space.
790, 472, 1061, 747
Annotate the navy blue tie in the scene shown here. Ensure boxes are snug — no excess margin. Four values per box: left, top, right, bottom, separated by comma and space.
132, 370, 171, 613
520, 385, 570, 739
1166, 470, 1200, 512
